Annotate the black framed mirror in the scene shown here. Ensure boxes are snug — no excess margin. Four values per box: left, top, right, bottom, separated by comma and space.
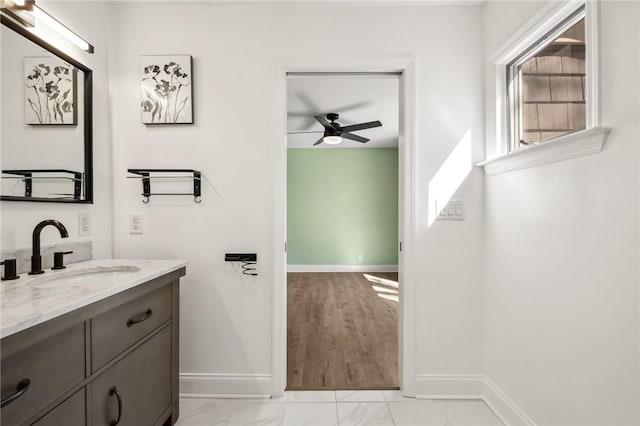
1, 14, 92, 203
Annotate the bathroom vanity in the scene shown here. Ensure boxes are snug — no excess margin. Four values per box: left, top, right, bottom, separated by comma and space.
0, 259, 187, 425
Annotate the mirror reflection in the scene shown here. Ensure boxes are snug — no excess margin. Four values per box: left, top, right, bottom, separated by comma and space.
1, 17, 92, 202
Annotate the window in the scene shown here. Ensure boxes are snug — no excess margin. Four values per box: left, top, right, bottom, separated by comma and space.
482, 1, 609, 175
508, 7, 586, 151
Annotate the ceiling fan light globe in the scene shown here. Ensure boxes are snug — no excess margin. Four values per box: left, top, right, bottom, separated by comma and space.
323, 136, 342, 145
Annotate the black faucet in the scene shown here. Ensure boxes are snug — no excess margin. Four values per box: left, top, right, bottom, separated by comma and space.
29, 220, 69, 275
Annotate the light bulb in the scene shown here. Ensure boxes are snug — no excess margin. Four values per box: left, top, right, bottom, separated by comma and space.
33, 6, 93, 53
323, 136, 342, 145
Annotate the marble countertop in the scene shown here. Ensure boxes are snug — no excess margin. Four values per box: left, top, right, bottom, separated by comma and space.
0, 259, 187, 339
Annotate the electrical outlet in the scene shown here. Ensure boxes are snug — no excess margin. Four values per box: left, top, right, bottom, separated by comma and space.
78, 213, 91, 236
357, 254, 363, 262
129, 214, 143, 234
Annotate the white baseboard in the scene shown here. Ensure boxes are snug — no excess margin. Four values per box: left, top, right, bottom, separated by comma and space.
413, 375, 533, 425
483, 377, 535, 426
414, 375, 484, 399
178, 372, 532, 425
287, 265, 398, 273
179, 373, 273, 398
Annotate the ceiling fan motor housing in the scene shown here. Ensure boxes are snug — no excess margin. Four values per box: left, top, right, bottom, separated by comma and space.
326, 112, 339, 122
325, 126, 340, 137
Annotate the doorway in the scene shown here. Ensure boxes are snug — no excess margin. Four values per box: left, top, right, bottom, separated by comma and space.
272, 58, 416, 397
285, 73, 400, 390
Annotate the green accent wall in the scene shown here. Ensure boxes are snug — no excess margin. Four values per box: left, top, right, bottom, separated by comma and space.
287, 148, 398, 265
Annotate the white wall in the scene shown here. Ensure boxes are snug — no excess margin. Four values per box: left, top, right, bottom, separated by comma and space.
483, 1, 640, 424
1, 1, 113, 259
107, 2, 485, 395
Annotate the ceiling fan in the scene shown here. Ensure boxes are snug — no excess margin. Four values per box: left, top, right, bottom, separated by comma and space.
288, 113, 382, 146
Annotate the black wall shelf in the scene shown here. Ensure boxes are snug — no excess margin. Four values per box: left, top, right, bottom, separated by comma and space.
2, 169, 83, 199
127, 169, 201, 203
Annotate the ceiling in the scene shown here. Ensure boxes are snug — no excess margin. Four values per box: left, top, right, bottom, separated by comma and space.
287, 74, 399, 149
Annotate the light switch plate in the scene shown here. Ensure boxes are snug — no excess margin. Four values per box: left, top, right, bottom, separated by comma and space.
436, 199, 465, 221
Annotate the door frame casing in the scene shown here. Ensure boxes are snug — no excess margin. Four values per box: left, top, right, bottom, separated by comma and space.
271, 57, 417, 396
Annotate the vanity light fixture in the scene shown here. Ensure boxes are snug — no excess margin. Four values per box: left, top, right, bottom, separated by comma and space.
0, 0, 35, 27
323, 135, 343, 145
32, 5, 94, 53
1, 0, 94, 53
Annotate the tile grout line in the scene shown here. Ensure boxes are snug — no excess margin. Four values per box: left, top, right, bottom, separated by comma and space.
386, 400, 398, 426
435, 399, 454, 425
386, 400, 397, 426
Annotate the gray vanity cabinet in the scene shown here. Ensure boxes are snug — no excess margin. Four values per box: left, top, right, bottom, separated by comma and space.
0, 267, 184, 426
0, 324, 85, 426
32, 390, 85, 426
90, 326, 172, 426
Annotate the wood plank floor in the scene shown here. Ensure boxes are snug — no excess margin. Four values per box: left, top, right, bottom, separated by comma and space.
286, 272, 398, 390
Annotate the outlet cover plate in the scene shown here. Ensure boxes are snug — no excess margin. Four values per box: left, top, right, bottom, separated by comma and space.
78, 213, 91, 236
129, 214, 143, 234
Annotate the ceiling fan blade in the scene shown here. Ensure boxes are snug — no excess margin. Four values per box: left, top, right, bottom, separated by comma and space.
287, 131, 324, 134
296, 92, 320, 111
312, 137, 324, 146
287, 112, 315, 117
342, 132, 369, 143
314, 115, 333, 129
332, 101, 371, 114
288, 92, 324, 130
340, 120, 382, 133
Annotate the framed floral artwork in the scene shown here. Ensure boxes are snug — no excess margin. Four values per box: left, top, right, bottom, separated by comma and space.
24, 57, 77, 125
141, 55, 193, 124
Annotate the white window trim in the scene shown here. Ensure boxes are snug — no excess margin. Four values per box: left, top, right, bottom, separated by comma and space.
481, 0, 610, 175
479, 126, 610, 176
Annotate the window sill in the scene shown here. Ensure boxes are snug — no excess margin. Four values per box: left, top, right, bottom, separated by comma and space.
478, 127, 611, 176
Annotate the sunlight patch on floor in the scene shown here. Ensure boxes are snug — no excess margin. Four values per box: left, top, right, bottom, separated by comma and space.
363, 273, 399, 303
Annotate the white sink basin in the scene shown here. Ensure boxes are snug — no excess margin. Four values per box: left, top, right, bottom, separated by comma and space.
32, 265, 141, 287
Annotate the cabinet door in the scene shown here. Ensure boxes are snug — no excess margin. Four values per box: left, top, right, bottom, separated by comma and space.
32, 389, 85, 426
90, 326, 171, 426
1, 324, 85, 425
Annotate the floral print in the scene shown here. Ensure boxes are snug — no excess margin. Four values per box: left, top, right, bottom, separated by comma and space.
141, 56, 192, 124
24, 58, 75, 125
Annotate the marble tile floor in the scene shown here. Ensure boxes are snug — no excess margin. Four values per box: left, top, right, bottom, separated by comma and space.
176, 390, 504, 426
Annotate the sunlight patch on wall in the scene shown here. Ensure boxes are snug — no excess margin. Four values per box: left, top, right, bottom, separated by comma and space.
427, 129, 473, 226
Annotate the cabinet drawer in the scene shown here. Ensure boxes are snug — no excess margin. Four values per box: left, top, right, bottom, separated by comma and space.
90, 326, 172, 426
91, 285, 171, 372
1, 324, 85, 426
32, 388, 85, 426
